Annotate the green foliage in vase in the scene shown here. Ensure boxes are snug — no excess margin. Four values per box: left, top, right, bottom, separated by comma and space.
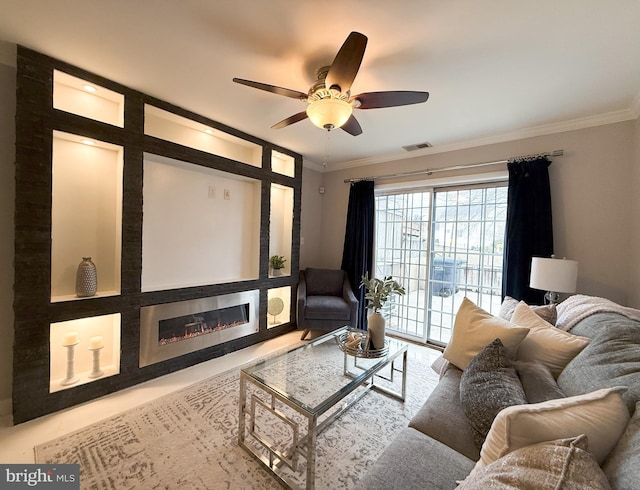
360, 273, 406, 313
269, 255, 286, 269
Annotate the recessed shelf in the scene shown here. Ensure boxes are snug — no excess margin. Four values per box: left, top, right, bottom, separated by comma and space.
141, 154, 261, 292
144, 105, 262, 168
53, 71, 124, 127
269, 184, 294, 278
49, 313, 121, 393
13, 47, 303, 424
51, 131, 123, 301
267, 286, 291, 329
271, 150, 295, 177
51, 290, 121, 303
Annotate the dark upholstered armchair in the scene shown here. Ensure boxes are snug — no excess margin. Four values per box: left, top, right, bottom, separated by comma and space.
296, 268, 359, 340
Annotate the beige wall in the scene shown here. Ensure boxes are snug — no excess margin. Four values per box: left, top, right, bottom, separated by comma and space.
299, 165, 324, 269
318, 120, 639, 307
0, 51, 16, 413
631, 115, 640, 307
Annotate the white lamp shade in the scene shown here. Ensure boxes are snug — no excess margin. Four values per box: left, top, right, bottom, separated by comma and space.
306, 98, 352, 130
530, 257, 578, 293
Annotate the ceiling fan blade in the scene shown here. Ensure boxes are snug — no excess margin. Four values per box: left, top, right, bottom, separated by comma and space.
233, 78, 307, 100
352, 91, 430, 109
272, 111, 309, 129
341, 115, 363, 136
325, 32, 368, 93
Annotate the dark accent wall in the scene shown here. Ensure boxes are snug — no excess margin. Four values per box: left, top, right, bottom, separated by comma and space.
13, 46, 302, 424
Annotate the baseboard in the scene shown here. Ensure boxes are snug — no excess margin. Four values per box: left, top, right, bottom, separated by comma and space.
0, 397, 11, 418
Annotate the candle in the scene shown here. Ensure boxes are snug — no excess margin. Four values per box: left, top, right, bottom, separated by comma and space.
63, 331, 78, 346
89, 336, 103, 349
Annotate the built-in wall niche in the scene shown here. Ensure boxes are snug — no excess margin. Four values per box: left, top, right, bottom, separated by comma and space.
49, 313, 121, 393
145, 105, 262, 168
271, 150, 295, 178
269, 184, 294, 278
51, 131, 123, 302
53, 71, 125, 127
267, 286, 292, 328
142, 154, 261, 292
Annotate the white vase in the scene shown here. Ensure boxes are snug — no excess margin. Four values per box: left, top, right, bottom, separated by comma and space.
367, 312, 386, 350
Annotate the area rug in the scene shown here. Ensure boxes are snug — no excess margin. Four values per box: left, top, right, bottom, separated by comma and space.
35, 343, 440, 489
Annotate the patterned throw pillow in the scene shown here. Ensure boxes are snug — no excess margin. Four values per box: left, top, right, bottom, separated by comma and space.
456, 435, 611, 490
459, 338, 527, 448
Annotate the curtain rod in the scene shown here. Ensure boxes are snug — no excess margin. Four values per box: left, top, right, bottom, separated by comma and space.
344, 149, 564, 184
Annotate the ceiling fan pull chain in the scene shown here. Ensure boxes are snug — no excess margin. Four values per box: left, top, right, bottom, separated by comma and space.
323, 131, 331, 167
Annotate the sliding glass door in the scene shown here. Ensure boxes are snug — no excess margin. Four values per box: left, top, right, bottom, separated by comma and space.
374, 183, 507, 346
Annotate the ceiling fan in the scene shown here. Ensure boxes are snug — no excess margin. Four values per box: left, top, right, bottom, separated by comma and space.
233, 32, 429, 136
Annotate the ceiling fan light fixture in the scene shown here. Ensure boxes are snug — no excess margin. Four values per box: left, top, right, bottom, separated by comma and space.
306, 98, 352, 131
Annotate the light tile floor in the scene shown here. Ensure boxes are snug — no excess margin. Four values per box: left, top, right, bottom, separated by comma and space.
0, 330, 441, 464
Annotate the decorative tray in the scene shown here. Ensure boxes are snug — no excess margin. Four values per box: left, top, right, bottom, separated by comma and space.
337, 330, 389, 358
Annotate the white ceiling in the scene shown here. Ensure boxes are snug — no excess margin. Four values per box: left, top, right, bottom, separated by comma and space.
1, 0, 639, 170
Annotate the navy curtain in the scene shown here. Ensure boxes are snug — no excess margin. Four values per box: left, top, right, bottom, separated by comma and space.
502, 157, 554, 304
341, 180, 375, 329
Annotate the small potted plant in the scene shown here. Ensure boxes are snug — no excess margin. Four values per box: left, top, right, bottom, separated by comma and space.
269, 255, 287, 276
360, 273, 406, 349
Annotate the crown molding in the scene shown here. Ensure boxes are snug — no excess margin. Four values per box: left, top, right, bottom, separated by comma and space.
303, 158, 326, 173
327, 106, 640, 172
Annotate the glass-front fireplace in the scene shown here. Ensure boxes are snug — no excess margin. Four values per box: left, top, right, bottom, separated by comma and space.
139, 290, 259, 367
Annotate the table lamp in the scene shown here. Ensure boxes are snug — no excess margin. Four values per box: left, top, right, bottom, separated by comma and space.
529, 255, 578, 304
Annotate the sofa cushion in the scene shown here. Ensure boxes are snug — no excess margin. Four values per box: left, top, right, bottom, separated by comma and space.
409, 367, 480, 461
443, 298, 529, 370
304, 268, 345, 296
557, 316, 640, 412
457, 435, 611, 490
354, 427, 475, 490
476, 386, 629, 469
514, 360, 565, 403
602, 401, 640, 489
499, 295, 557, 324
512, 301, 590, 378
459, 338, 527, 448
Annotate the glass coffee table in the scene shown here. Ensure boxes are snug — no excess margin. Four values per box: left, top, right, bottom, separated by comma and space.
238, 326, 408, 489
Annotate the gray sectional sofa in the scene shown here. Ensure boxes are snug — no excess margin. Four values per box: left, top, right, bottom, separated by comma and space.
356, 296, 640, 489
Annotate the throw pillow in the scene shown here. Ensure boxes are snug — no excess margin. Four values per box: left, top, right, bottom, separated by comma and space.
499, 295, 557, 324
443, 298, 530, 370
514, 360, 565, 403
456, 435, 611, 490
460, 339, 527, 448
475, 386, 629, 470
512, 301, 591, 378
